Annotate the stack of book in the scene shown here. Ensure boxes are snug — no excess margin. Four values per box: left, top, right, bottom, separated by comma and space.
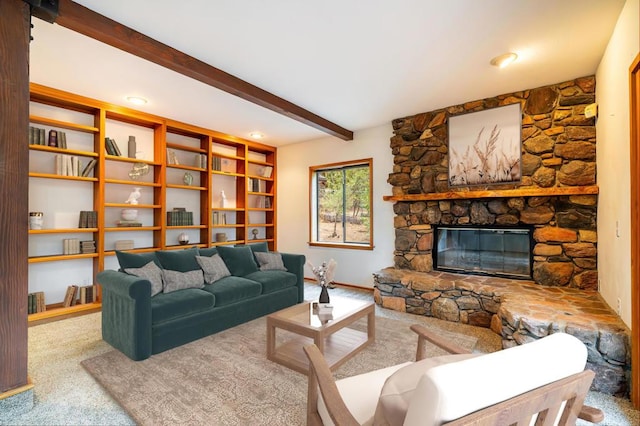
105, 137, 123, 156
27, 291, 46, 314
167, 208, 194, 226
78, 210, 98, 228
78, 284, 99, 304
115, 240, 135, 250
80, 240, 96, 254
116, 219, 142, 227
54, 154, 81, 176
63, 238, 80, 255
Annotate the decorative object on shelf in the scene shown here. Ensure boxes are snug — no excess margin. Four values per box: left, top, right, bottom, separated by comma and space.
251, 228, 259, 240
216, 232, 227, 242
128, 162, 150, 180
178, 232, 189, 245
307, 259, 337, 304
183, 172, 193, 186
29, 212, 44, 230
125, 187, 141, 205
121, 209, 139, 221
167, 149, 179, 165
220, 190, 227, 208
127, 136, 137, 158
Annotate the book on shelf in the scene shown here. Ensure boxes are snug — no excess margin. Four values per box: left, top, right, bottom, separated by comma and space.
81, 158, 97, 177
248, 177, 267, 193
167, 208, 194, 226
63, 285, 78, 307
63, 238, 81, 255
78, 210, 97, 228
116, 220, 142, 227
195, 153, 207, 169
58, 131, 67, 149
114, 240, 134, 250
260, 165, 273, 178
105, 137, 122, 156
38, 128, 45, 145
29, 126, 47, 145
212, 156, 222, 171
212, 211, 227, 225
48, 129, 58, 147
54, 154, 83, 177
80, 240, 96, 254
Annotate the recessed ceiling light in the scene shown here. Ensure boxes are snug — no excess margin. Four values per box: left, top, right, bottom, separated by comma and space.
125, 96, 148, 105
490, 52, 518, 68
249, 132, 265, 140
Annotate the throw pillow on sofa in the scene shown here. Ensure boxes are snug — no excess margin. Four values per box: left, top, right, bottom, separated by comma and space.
196, 254, 231, 284
162, 268, 205, 293
254, 251, 287, 271
156, 247, 200, 272
217, 245, 259, 276
124, 260, 164, 296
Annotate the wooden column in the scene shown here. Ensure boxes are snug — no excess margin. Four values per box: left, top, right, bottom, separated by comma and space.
0, 0, 30, 393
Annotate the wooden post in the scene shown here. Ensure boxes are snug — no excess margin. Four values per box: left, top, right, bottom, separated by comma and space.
0, 0, 30, 394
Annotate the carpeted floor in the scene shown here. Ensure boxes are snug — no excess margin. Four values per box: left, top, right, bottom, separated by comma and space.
2, 283, 639, 425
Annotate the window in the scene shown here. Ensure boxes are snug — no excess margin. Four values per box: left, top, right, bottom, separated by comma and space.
309, 159, 373, 250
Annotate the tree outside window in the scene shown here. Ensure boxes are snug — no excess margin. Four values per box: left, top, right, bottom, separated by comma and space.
309, 159, 373, 250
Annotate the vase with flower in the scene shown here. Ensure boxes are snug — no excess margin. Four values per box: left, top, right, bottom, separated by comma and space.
307, 259, 337, 304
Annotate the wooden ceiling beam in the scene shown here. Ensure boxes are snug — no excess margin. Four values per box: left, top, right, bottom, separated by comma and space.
54, 0, 353, 141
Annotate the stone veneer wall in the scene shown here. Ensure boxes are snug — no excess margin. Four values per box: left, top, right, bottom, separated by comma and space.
389, 76, 598, 289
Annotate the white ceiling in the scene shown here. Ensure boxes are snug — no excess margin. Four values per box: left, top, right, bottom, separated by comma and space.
29, 0, 626, 146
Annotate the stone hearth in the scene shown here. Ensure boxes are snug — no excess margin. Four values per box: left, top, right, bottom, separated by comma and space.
373, 267, 630, 396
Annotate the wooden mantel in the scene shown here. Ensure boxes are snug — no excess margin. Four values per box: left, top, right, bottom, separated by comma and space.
382, 185, 599, 202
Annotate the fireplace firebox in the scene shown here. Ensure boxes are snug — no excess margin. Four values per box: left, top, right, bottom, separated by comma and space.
433, 226, 533, 279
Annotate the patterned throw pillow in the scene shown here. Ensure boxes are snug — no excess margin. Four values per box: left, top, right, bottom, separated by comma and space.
162, 269, 205, 293
196, 254, 231, 284
124, 260, 164, 297
254, 252, 287, 271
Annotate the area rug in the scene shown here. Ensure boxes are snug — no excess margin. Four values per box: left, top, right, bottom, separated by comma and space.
81, 315, 476, 426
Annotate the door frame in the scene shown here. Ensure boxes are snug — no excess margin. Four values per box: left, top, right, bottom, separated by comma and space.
630, 52, 640, 409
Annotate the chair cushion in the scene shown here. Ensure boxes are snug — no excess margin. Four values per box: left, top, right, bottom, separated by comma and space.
254, 252, 287, 271
373, 353, 479, 426
403, 333, 588, 426
196, 254, 231, 284
162, 268, 205, 293
151, 288, 215, 324
244, 270, 297, 294
217, 246, 259, 276
125, 260, 164, 297
155, 247, 200, 272
317, 362, 411, 426
201, 276, 262, 306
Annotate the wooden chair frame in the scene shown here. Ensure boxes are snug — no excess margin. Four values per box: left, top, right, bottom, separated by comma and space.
304, 325, 604, 426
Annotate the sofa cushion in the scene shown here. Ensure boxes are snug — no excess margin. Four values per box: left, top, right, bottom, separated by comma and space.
196, 254, 231, 284
198, 247, 218, 257
117, 250, 160, 269
156, 247, 200, 272
217, 246, 259, 276
244, 242, 269, 253
201, 276, 261, 306
244, 270, 297, 294
162, 268, 205, 293
254, 252, 287, 271
151, 288, 215, 324
125, 260, 164, 297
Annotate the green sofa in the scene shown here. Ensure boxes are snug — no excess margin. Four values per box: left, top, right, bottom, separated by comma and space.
96, 243, 305, 361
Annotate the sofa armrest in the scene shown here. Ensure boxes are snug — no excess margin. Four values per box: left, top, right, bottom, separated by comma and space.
281, 252, 306, 303
97, 270, 153, 361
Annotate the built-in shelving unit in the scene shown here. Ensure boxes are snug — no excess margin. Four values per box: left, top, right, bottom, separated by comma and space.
28, 83, 277, 323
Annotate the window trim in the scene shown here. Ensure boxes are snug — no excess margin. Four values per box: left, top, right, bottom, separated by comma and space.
308, 158, 374, 250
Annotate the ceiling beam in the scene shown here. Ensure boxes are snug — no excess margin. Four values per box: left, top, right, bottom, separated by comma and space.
54, 0, 353, 141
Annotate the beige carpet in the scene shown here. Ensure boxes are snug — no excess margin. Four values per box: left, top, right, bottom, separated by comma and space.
81, 314, 476, 426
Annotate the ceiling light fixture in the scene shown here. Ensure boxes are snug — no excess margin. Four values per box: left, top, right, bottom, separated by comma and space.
490, 52, 518, 68
249, 132, 265, 140
125, 96, 148, 105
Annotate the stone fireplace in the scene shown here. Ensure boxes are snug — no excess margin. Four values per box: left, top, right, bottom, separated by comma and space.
433, 225, 532, 279
387, 76, 598, 290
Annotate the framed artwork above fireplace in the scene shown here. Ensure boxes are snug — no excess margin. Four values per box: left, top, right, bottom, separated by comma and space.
448, 103, 522, 188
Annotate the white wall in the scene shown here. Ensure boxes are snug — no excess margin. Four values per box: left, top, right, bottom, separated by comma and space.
277, 124, 395, 288
596, 0, 639, 327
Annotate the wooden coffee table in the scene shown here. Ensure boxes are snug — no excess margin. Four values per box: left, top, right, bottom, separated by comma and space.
266, 296, 375, 374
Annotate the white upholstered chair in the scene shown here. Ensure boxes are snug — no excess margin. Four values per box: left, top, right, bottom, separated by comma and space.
304, 325, 604, 426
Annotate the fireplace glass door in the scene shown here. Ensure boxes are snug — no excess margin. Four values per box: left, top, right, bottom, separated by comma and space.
435, 227, 531, 279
